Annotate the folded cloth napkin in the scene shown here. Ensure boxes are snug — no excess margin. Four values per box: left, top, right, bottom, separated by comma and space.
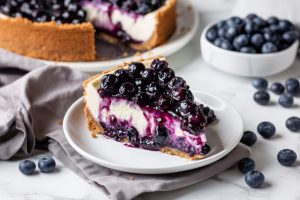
0, 49, 251, 200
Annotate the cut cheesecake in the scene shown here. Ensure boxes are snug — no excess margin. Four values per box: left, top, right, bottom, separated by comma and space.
83, 58, 216, 160
0, 0, 176, 61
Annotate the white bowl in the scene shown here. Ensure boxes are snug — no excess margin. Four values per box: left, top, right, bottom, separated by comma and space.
200, 22, 299, 77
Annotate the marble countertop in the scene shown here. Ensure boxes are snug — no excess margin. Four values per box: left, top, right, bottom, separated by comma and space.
1, 0, 300, 199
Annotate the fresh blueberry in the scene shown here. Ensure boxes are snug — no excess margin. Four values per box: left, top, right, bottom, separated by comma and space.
277, 149, 297, 166
245, 22, 259, 34
263, 31, 280, 43
238, 157, 255, 173
252, 78, 268, 90
217, 27, 227, 38
201, 144, 211, 154
240, 46, 256, 53
213, 38, 224, 47
220, 40, 234, 50
270, 82, 284, 95
38, 157, 56, 173
257, 121, 276, 139
206, 27, 217, 42
225, 27, 238, 39
261, 42, 278, 53
233, 34, 249, 49
252, 16, 266, 27
226, 16, 243, 27
251, 33, 264, 48
266, 16, 279, 25
246, 13, 257, 20
285, 117, 300, 132
19, 160, 36, 175
240, 131, 257, 146
216, 20, 227, 28
245, 171, 265, 188
285, 78, 300, 96
278, 20, 294, 32
282, 30, 299, 44
253, 90, 270, 105
278, 93, 294, 108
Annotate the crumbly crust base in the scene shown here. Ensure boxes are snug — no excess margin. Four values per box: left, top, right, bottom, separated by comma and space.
83, 58, 206, 160
0, 17, 95, 61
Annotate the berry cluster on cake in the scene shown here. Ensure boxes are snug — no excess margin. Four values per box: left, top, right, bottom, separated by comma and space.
83, 58, 216, 160
0, 0, 176, 61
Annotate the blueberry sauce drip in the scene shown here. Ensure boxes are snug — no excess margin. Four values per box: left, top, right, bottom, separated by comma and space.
99, 59, 216, 135
0, 0, 86, 24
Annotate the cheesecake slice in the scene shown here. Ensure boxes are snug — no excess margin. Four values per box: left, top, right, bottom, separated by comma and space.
83, 58, 216, 160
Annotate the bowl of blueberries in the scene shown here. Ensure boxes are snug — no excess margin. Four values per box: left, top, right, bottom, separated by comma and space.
200, 14, 299, 77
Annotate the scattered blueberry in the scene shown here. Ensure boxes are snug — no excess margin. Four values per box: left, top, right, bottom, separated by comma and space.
245, 170, 265, 188
38, 157, 56, 173
253, 90, 270, 105
270, 82, 284, 95
252, 78, 268, 90
257, 121, 276, 139
285, 78, 300, 96
278, 93, 294, 108
19, 160, 36, 175
240, 131, 257, 146
238, 157, 255, 173
285, 117, 300, 132
277, 149, 297, 166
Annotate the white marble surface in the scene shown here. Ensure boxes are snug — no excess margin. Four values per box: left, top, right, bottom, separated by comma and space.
1, 0, 300, 200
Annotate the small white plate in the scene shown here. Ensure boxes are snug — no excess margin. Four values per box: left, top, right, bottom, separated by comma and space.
63, 91, 243, 174
41, 0, 198, 73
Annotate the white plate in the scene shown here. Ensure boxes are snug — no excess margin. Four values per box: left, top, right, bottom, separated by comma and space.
63, 91, 243, 174
41, 0, 198, 73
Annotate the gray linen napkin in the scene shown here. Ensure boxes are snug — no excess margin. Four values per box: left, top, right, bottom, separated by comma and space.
0, 49, 251, 200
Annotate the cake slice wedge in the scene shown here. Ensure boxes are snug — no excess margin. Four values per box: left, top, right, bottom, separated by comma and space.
83, 58, 216, 160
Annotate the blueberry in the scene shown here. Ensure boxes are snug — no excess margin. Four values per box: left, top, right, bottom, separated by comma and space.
226, 16, 243, 27
278, 20, 294, 32
245, 22, 259, 34
233, 34, 249, 49
171, 87, 194, 101
154, 126, 169, 146
216, 20, 226, 28
150, 59, 168, 71
240, 46, 256, 53
261, 42, 278, 53
127, 127, 140, 147
246, 13, 257, 20
251, 33, 264, 48
186, 113, 207, 133
252, 16, 266, 27
156, 94, 171, 110
278, 93, 294, 108
146, 82, 161, 96
245, 171, 265, 188
206, 27, 217, 42
133, 92, 150, 106
257, 121, 276, 139
140, 137, 158, 151
19, 160, 36, 175
217, 27, 227, 38
263, 31, 280, 43
201, 144, 211, 154
253, 90, 270, 105
238, 157, 255, 173
285, 78, 300, 96
266, 16, 279, 25
100, 74, 118, 93
282, 30, 299, 44
168, 77, 187, 89
277, 149, 297, 166
220, 40, 234, 50
213, 38, 224, 47
225, 27, 238, 39
38, 157, 56, 173
114, 68, 132, 82
270, 82, 284, 95
240, 131, 257, 146
140, 68, 156, 81
158, 68, 175, 86
118, 82, 136, 98
128, 62, 145, 78
177, 100, 196, 116
252, 78, 268, 90
285, 117, 300, 132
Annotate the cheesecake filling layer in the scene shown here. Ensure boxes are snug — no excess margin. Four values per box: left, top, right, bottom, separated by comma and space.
81, 0, 156, 42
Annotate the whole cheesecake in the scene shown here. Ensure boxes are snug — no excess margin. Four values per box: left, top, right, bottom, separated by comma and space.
83, 58, 216, 160
0, 0, 176, 61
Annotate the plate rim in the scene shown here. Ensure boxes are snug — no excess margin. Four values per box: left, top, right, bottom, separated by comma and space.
63, 91, 244, 174
39, 0, 199, 72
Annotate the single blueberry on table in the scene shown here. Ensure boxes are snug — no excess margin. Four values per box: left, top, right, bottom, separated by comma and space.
238, 157, 255, 174
240, 46, 256, 53
245, 171, 265, 188
270, 82, 284, 95
38, 157, 56, 173
233, 34, 249, 49
257, 121, 276, 139
277, 149, 297, 166
253, 90, 270, 105
240, 131, 257, 146
252, 78, 268, 90
285, 78, 300, 96
261, 42, 278, 53
278, 93, 294, 108
251, 33, 264, 48
286, 117, 300, 132
19, 160, 36, 175
206, 28, 217, 42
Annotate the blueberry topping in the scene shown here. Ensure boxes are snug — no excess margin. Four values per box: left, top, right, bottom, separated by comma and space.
19, 160, 36, 175
270, 82, 284, 95
127, 127, 140, 147
140, 68, 156, 80
252, 78, 268, 90
114, 69, 132, 82
168, 77, 187, 89
146, 82, 161, 96
150, 59, 168, 71
154, 126, 169, 146
128, 62, 145, 78
245, 171, 265, 188
171, 87, 194, 101
240, 131, 257, 146
101, 74, 118, 94
277, 149, 297, 166
118, 82, 136, 98
238, 158, 255, 174
257, 121, 276, 139
278, 93, 294, 108
38, 157, 56, 173
158, 68, 175, 86
285, 117, 300, 132
253, 90, 270, 105
133, 92, 150, 106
